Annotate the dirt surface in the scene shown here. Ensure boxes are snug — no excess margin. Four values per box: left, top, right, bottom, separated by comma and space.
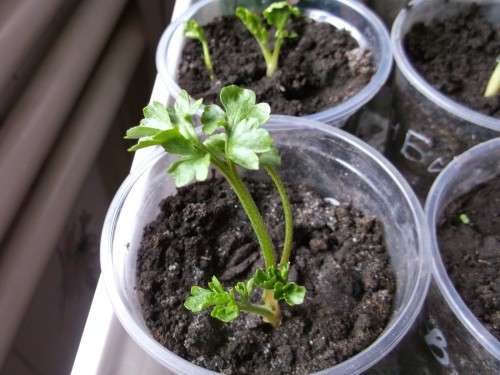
178, 16, 375, 116
405, 4, 500, 118
137, 178, 395, 374
389, 4, 500, 198
438, 176, 500, 341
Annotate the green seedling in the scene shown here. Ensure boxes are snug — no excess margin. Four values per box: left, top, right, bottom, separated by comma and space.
236, 1, 300, 77
125, 85, 305, 327
484, 56, 500, 97
184, 19, 215, 81
459, 213, 470, 225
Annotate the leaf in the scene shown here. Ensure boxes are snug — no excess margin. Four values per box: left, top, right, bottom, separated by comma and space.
168, 152, 211, 187
124, 126, 161, 140
281, 282, 306, 305
143, 102, 173, 130
227, 119, 273, 170
259, 147, 281, 167
201, 104, 226, 134
263, 2, 300, 31
184, 286, 215, 312
127, 139, 162, 152
235, 7, 268, 45
249, 103, 271, 126
153, 128, 196, 156
175, 90, 203, 116
184, 19, 207, 44
220, 85, 257, 128
203, 133, 227, 156
211, 302, 240, 322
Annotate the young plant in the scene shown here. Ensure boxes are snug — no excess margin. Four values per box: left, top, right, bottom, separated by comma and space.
184, 19, 215, 81
236, 1, 300, 77
125, 85, 305, 327
484, 56, 500, 97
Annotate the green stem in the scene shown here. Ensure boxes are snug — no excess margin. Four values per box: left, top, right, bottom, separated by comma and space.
267, 37, 283, 77
265, 166, 293, 267
216, 160, 276, 269
201, 41, 215, 81
257, 41, 275, 78
238, 302, 280, 327
485, 58, 500, 97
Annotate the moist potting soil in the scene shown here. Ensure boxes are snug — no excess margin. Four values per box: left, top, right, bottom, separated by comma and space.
137, 178, 395, 374
405, 4, 500, 118
438, 175, 500, 341
178, 16, 375, 116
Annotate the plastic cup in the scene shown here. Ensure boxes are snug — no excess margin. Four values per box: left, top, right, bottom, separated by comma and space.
388, 0, 500, 198
155, 0, 392, 127
425, 138, 500, 373
100, 115, 431, 374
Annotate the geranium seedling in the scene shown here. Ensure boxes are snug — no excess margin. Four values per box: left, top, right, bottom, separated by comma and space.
484, 56, 500, 97
236, 1, 300, 77
184, 19, 215, 81
125, 85, 305, 327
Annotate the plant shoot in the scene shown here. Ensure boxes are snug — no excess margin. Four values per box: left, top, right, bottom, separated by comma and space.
236, 2, 300, 77
184, 19, 215, 81
484, 56, 500, 97
125, 85, 305, 327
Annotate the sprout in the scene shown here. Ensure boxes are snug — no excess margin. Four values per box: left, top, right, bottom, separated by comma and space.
236, 2, 300, 77
484, 56, 500, 97
184, 19, 215, 81
125, 85, 304, 327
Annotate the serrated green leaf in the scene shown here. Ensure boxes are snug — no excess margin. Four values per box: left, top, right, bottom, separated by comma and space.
282, 282, 306, 305
211, 302, 240, 322
143, 102, 173, 129
184, 19, 207, 43
153, 128, 196, 156
227, 119, 273, 170
263, 1, 300, 30
184, 286, 214, 312
127, 139, 162, 152
203, 133, 227, 155
168, 152, 210, 187
125, 126, 161, 140
208, 276, 225, 294
235, 282, 249, 300
220, 85, 257, 128
259, 147, 281, 167
235, 7, 268, 44
249, 103, 271, 126
201, 104, 226, 134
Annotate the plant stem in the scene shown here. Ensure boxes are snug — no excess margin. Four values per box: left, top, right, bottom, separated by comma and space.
221, 161, 276, 269
257, 41, 275, 78
485, 58, 500, 97
238, 302, 280, 327
267, 37, 283, 77
201, 41, 215, 81
264, 166, 293, 266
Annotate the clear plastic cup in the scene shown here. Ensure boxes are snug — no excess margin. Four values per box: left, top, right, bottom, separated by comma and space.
100, 115, 431, 374
155, 0, 393, 126
389, 0, 500, 198
425, 138, 500, 373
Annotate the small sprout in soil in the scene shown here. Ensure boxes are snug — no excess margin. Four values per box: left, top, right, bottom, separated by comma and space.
184, 19, 215, 81
484, 56, 500, 97
236, 1, 300, 77
125, 85, 305, 327
459, 213, 471, 225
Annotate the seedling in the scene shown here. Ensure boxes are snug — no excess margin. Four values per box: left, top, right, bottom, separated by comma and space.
484, 56, 500, 97
459, 213, 470, 225
236, 2, 300, 77
184, 20, 215, 81
125, 85, 305, 327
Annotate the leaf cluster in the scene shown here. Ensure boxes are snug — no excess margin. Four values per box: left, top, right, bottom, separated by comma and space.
184, 264, 305, 323
125, 85, 279, 186
236, 1, 300, 76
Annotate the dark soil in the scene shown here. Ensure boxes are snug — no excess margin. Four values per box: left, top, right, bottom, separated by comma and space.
137, 178, 395, 374
405, 4, 500, 118
438, 176, 500, 341
178, 16, 375, 116
388, 4, 500, 198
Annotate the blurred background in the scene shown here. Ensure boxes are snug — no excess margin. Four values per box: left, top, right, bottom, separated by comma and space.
0, 1, 174, 374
